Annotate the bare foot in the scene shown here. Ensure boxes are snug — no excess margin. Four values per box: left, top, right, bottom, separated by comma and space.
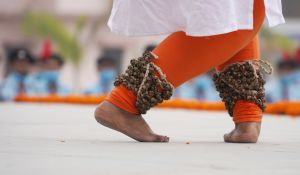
224, 122, 261, 143
94, 100, 169, 142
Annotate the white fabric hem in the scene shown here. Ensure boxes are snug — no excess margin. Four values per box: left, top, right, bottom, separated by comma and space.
108, 19, 285, 37
109, 24, 255, 37
267, 15, 286, 27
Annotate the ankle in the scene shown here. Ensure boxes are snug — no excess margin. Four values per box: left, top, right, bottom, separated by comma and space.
235, 122, 261, 134
106, 85, 140, 115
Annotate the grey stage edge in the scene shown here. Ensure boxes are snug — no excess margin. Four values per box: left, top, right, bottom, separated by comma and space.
0, 103, 299, 175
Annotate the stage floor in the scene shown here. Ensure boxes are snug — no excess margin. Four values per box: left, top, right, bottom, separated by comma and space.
0, 103, 299, 175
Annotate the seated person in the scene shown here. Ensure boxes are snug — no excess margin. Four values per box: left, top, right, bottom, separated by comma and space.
281, 59, 300, 100
194, 72, 220, 101
25, 53, 70, 96
265, 55, 300, 102
0, 48, 34, 101
84, 55, 117, 95
174, 70, 219, 101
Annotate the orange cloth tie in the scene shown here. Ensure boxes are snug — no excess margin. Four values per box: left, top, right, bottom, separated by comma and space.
233, 101, 263, 123
107, 84, 139, 115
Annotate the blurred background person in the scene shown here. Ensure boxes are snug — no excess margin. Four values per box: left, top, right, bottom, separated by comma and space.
265, 49, 300, 102
42, 53, 70, 95
194, 71, 220, 101
25, 40, 71, 96
0, 48, 34, 101
279, 49, 300, 100
25, 53, 71, 96
174, 71, 220, 101
84, 50, 118, 95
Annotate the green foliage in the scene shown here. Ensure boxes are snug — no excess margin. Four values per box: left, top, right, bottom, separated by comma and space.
260, 27, 295, 53
22, 11, 83, 65
75, 15, 87, 33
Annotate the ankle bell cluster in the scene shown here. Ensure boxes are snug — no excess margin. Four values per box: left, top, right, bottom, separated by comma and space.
213, 60, 272, 117
114, 51, 174, 114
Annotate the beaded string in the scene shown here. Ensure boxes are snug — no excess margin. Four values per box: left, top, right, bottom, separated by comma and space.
136, 52, 174, 113
252, 59, 273, 75
137, 62, 174, 99
114, 51, 174, 114
213, 61, 268, 116
218, 60, 272, 95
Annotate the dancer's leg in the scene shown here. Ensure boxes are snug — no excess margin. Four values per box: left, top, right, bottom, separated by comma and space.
217, 36, 264, 143
95, 0, 265, 142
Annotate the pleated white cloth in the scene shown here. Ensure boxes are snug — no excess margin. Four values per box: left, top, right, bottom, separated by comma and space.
107, 0, 285, 37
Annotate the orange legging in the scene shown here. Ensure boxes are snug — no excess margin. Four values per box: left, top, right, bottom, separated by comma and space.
106, 0, 265, 123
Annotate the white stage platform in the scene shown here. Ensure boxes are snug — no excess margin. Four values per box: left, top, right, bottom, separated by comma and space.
0, 103, 299, 175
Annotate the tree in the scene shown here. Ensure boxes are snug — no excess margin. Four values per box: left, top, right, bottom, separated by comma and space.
22, 11, 86, 92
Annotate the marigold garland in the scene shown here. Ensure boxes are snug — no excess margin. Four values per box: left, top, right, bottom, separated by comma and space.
14, 95, 300, 117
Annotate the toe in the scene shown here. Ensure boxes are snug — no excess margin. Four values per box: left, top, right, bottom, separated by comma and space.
135, 134, 169, 142
162, 136, 170, 142
153, 134, 170, 142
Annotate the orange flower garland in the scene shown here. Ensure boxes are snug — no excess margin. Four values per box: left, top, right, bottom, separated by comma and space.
14, 95, 300, 117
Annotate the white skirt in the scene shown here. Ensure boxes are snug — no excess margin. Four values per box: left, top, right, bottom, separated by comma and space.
107, 0, 285, 37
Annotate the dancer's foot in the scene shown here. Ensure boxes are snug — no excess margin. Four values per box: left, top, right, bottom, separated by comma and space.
94, 100, 169, 142
224, 122, 261, 143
